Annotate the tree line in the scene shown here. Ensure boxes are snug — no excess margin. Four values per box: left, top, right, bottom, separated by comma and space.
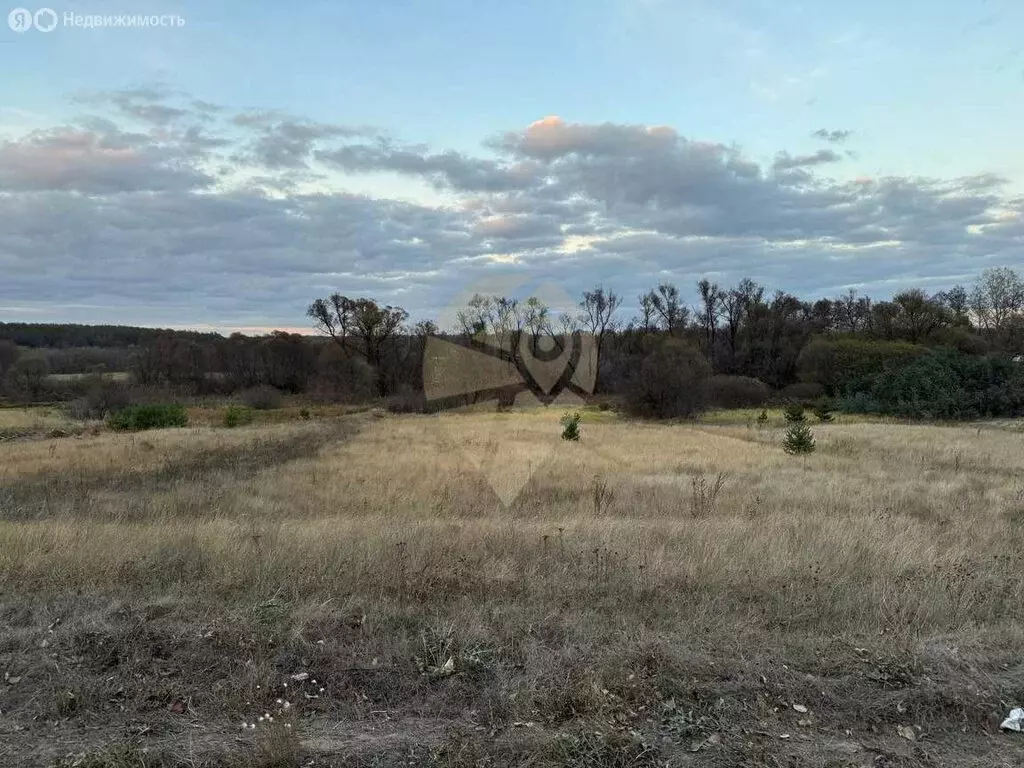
2, 267, 1022, 419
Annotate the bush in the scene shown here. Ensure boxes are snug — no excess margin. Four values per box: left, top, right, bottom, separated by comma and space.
783, 403, 806, 424
223, 405, 254, 428
783, 423, 816, 455
812, 397, 835, 422
797, 337, 928, 395
560, 412, 581, 441
299, 407, 311, 420
107, 403, 187, 431
858, 350, 1024, 420
240, 385, 283, 410
625, 340, 710, 419
705, 375, 770, 409
756, 408, 769, 427
66, 377, 130, 420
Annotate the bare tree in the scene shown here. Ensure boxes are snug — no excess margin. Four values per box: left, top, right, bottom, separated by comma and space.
970, 267, 1024, 337
646, 283, 689, 335
579, 286, 622, 391
834, 289, 872, 334
636, 292, 657, 333
522, 296, 550, 352
696, 279, 720, 351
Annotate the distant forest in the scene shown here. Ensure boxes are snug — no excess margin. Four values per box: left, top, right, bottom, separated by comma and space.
2, 266, 1023, 420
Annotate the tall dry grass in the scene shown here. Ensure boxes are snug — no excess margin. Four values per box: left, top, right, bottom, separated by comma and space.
3, 408, 1024, 765
3, 411, 1023, 631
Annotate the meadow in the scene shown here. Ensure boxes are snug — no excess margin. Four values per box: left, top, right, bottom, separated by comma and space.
1, 404, 1024, 766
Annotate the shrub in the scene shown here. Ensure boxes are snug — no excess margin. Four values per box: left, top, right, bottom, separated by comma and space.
859, 350, 1024, 420
560, 412, 581, 441
812, 397, 835, 422
299, 407, 311, 420
783, 403, 806, 424
797, 337, 928, 395
783, 422, 816, 455
107, 403, 187, 431
223, 405, 254, 428
625, 340, 710, 419
705, 374, 771, 409
66, 376, 130, 420
240, 385, 283, 410
756, 408, 769, 427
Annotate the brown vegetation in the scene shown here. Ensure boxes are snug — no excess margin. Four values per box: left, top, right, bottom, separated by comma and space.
1, 407, 1024, 765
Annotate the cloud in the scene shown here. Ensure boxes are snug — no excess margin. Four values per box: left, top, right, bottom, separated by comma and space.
0, 126, 212, 193
0, 95, 1020, 328
772, 149, 842, 171
317, 141, 533, 192
233, 111, 377, 169
811, 128, 852, 143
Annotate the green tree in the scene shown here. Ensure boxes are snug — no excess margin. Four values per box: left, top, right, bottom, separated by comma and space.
784, 403, 806, 423
783, 423, 816, 455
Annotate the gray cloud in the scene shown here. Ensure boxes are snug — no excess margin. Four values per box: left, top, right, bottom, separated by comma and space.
772, 149, 843, 171
0, 127, 212, 193
317, 141, 534, 192
234, 111, 378, 169
0, 98, 1020, 328
811, 129, 852, 143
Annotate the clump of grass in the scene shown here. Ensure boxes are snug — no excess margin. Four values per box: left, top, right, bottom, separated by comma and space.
548, 730, 661, 767
690, 472, 727, 518
236, 672, 327, 766
53, 741, 168, 768
591, 474, 615, 515
224, 405, 254, 428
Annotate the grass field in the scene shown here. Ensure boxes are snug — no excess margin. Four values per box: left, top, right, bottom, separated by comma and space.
2, 406, 1024, 766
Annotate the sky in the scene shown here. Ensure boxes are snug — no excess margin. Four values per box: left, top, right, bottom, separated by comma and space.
0, 0, 1022, 332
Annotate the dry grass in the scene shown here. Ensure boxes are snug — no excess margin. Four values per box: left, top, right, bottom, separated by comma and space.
2, 408, 1024, 766
0, 405, 79, 433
